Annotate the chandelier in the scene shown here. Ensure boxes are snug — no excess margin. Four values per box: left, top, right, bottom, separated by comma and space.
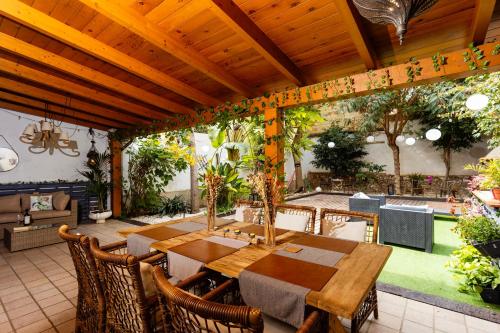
352, 0, 438, 44
20, 112, 80, 157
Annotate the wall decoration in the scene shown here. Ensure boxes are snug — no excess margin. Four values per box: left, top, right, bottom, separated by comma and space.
0, 135, 19, 172
352, 0, 438, 44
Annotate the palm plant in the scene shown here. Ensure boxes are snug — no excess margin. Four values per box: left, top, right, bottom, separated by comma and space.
78, 152, 111, 212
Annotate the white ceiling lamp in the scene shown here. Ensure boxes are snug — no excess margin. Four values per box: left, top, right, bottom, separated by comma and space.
327, 141, 335, 148
425, 128, 441, 141
396, 135, 405, 143
366, 135, 375, 143
405, 137, 416, 146
465, 93, 489, 111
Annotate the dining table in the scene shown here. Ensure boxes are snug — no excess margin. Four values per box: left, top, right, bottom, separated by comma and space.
118, 215, 392, 333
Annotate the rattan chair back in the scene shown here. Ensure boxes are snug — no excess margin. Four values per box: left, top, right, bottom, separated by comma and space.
274, 204, 317, 233
236, 199, 264, 208
319, 208, 379, 243
58, 225, 105, 333
152, 266, 264, 333
89, 238, 154, 333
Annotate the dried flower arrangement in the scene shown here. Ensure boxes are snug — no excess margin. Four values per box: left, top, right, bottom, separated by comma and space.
247, 172, 284, 247
204, 172, 223, 231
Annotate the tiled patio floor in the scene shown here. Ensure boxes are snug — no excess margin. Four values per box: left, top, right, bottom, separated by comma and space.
0, 218, 497, 333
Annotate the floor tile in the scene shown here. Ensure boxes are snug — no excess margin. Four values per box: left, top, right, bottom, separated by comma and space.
401, 320, 433, 333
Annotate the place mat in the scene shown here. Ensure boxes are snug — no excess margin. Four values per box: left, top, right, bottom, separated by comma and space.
245, 254, 337, 291
168, 221, 206, 232
135, 226, 189, 241
204, 235, 249, 249
127, 233, 156, 256
168, 239, 240, 263
275, 244, 345, 267
292, 234, 359, 254
239, 224, 289, 237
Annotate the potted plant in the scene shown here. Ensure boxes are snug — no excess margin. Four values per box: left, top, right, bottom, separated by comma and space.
454, 215, 500, 258
447, 245, 500, 304
78, 152, 112, 224
466, 159, 500, 199
408, 173, 424, 195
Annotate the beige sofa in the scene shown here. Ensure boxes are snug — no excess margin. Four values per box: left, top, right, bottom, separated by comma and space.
0, 192, 78, 240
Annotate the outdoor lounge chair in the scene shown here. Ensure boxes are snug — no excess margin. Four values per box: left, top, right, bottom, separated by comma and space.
348, 195, 386, 217
379, 204, 434, 252
152, 266, 327, 333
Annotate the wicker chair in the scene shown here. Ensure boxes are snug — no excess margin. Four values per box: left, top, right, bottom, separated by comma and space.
236, 199, 264, 224
274, 204, 317, 233
58, 225, 105, 333
152, 266, 326, 333
319, 209, 379, 333
89, 237, 169, 333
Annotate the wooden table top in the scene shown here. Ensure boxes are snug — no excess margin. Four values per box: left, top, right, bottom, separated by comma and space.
118, 218, 392, 319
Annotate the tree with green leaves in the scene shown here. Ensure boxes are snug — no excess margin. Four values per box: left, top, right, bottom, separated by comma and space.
417, 81, 480, 184
338, 88, 424, 194
311, 125, 369, 178
284, 106, 324, 192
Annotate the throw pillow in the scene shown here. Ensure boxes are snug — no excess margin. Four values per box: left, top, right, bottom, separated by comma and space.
275, 212, 309, 232
327, 221, 367, 242
234, 206, 245, 222
139, 262, 157, 298
0, 194, 21, 213
52, 191, 71, 211
30, 195, 53, 211
352, 192, 370, 199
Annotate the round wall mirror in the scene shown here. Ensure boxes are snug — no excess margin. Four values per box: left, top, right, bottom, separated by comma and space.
0, 147, 19, 172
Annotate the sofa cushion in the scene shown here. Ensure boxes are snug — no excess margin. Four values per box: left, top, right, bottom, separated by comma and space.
30, 195, 53, 211
0, 194, 21, 213
384, 204, 428, 212
31, 210, 71, 220
0, 213, 21, 224
275, 212, 309, 232
52, 191, 70, 211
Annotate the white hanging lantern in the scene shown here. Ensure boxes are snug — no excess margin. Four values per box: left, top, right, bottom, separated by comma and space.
41, 120, 51, 131
405, 137, 416, 146
465, 94, 489, 111
59, 131, 69, 142
53, 126, 62, 134
22, 124, 35, 138
327, 142, 335, 148
366, 135, 375, 143
425, 128, 441, 141
396, 135, 405, 143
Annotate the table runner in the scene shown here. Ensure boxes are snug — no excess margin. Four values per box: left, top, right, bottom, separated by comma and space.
240, 254, 337, 328
168, 236, 248, 281
292, 234, 359, 254
168, 221, 206, 232
127, 226, 190, 256
276, 244, 345, 267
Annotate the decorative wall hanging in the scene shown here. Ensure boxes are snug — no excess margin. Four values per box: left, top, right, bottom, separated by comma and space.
0, 135, 19, 172
86, 128, 99, 166
352, 0, 438, 44
20, 105, 80, 157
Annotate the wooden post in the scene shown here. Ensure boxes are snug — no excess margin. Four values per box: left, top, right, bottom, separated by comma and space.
264, 107, 285, 202
110, 139, 122, 218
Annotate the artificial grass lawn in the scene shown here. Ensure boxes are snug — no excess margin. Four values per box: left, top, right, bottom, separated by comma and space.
378, 216, 500, 311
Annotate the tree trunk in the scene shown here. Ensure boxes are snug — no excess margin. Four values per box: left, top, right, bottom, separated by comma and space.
190, 129, 200, 213
443, 147, 451, 184
389, 143, 402, 195
291, 128, 304, 193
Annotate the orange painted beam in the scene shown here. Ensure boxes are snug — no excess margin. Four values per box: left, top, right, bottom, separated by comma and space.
110, 139, 122, 218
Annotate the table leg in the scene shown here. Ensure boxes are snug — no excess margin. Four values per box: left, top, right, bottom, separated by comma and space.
328, 314, 347, 333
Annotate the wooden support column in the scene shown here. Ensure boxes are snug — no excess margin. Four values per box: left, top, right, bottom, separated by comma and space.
264, 107, 285, 202
110, 139, 122, 218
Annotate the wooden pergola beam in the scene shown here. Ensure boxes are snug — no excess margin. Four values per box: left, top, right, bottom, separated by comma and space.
205, 0, 306, 86
0, 100, 109, 131
0, 91, 127, 128
333, 0, 377, 69
0, 0, 221, 106
0, 32, 195, 116
78, 0, 255, 97
0, 57, 169, 121
469, 0, 497, 46
110, 139, 122, 218
0, 76, 146, 126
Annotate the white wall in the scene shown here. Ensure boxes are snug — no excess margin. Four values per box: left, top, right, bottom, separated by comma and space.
0, 109, 108, 183
284, 132, 490, 180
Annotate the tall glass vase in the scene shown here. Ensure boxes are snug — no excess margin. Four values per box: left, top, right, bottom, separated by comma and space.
207, 199, 216, 231
263, 205, 275, 247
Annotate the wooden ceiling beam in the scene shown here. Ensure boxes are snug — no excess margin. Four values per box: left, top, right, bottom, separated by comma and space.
0, 57, 170, 121
78, 0, 255, 97
0, 101, 109, 131
0, 0, 221, 106
0, 32, 196, 116
469, 0, 497, 46
333, 0, 377, 69
203, 0, 306, 86
0, 76, 145, 126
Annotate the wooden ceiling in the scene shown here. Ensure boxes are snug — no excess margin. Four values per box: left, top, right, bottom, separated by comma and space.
0, 0, 498, 131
